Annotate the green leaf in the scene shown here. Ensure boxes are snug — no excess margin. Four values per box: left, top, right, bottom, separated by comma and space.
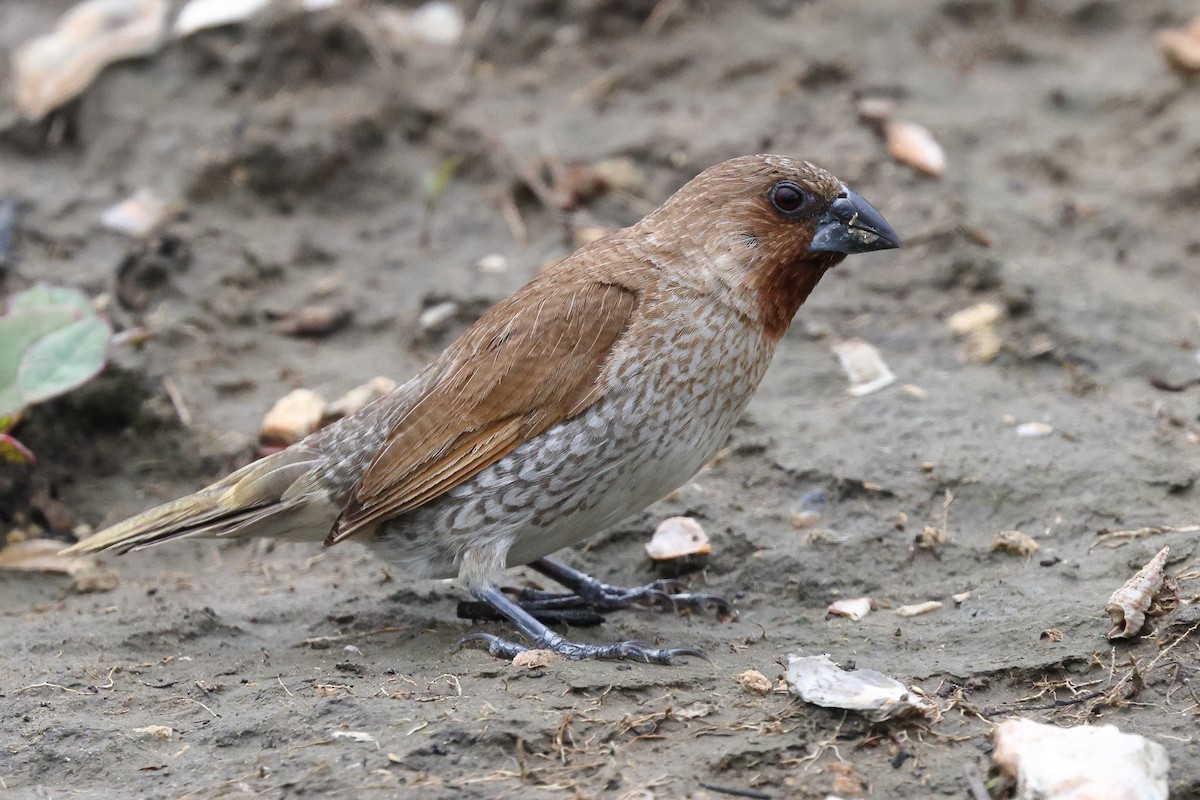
18, 314, 111, 406
8, 284, 93, 316
0, 307, 81, 418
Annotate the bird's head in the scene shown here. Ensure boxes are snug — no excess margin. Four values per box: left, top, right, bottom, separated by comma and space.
641, 154, 900, 339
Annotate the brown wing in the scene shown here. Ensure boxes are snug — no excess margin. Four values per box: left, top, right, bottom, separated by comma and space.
325, 279, 639, 545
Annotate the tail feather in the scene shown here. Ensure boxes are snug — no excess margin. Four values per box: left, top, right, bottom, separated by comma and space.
62, 448, 330, 555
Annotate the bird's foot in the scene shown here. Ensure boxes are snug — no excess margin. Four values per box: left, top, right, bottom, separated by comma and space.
457, 585, 707, 666
528, 557, 736, 619
455, 630, 705, 665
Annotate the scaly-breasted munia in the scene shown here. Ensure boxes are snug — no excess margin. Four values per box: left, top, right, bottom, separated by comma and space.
66, 155, 900, 664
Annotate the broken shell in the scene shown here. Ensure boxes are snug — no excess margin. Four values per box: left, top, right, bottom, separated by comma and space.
991, 529, 1039, 558
173, 0, 270, 36
895, 600, 943, 617
1016, 422, 1054, 438
323, 376, 396, 424
785, 654, 934, 722
885, 120, 946, 178
261, 388, 326, 445
992, 718, 1169, 800
645, 516, 710, 560
101, 188, 170, 237
1157, 17, 1200, 75
1106, 546, 1169, 639
13, 0, 169, 120
826, 597, 873, 621
735, 669, 773, 695
831, 338, 896, 397
953, 590, 971, 605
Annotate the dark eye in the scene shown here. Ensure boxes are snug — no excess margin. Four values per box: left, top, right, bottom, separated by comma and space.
769, 180, 808, 217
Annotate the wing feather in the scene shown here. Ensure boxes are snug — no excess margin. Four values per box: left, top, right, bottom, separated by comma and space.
326, 279, 638, 545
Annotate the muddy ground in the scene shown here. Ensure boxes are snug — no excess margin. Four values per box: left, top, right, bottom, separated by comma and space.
2, 0, 1199, 797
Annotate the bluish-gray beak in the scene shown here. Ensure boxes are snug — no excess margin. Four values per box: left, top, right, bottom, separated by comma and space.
807, 185, 901, 255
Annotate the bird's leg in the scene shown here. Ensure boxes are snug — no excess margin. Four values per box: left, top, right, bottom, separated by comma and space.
455, 585, 706, 665
520, 556, 736, 618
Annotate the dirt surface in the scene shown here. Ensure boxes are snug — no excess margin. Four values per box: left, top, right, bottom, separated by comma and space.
2, 1, 1199, 797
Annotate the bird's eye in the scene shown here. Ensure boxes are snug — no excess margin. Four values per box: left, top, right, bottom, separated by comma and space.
769, 181, 807, 217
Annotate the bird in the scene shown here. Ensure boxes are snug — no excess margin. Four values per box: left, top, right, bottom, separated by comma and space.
64, 154, 900, 664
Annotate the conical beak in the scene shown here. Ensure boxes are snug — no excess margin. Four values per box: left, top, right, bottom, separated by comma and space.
807, 185, 901, 255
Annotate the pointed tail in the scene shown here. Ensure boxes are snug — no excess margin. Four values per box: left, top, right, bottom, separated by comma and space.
62, 447, 334, 555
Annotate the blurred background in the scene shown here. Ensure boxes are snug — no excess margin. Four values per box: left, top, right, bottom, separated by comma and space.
1, 1, 1198, 797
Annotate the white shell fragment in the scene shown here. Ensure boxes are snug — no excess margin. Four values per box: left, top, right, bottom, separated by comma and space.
826, 597, 873, 621
418, 301, 459, 332
1016, 422, 1054, 438
376, 1, 465, 49
13, 0, 169, 120
895, 600, 943, 617
173, 0, 270, 36
1106, 546, 1169, 639
261, 388, 326, 445
645, 516, 710, 560
992, 718, 1169, 800
785, 654, 934, 722
476, 254, 508, 274
885, 120, 946, 177
832, 338, 896, 397
101, 188, 170, 237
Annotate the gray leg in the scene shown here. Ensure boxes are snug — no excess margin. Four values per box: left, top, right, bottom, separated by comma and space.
456, 585, 707, 665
